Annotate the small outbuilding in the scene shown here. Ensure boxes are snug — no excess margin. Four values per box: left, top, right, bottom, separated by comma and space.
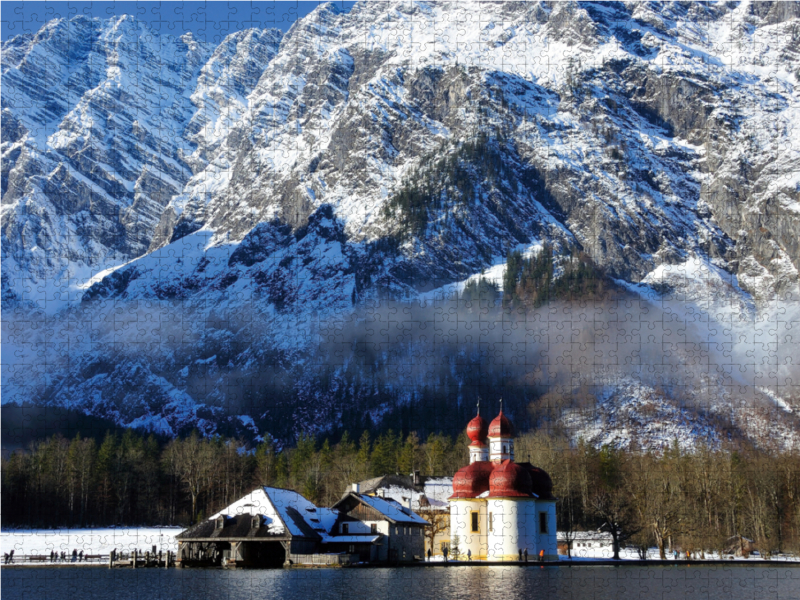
558, 530, 614, 556
724, 535, 757, 558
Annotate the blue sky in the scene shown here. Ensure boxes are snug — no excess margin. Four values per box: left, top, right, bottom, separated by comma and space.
1, 1, 354, 42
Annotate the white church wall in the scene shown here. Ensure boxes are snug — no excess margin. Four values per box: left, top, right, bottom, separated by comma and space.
486, 498, 540, 560
449, 499, 488, 558
538, 500, 558, 560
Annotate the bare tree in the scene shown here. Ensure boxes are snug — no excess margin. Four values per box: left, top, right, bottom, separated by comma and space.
588, 446, 639, 559
422, 510, 450, 556
67, 436, 96, 525
163, 433, 217, 523
589, 488, 639, 559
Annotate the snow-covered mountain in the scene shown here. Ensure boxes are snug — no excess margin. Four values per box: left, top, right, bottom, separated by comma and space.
3, 1, 800, 448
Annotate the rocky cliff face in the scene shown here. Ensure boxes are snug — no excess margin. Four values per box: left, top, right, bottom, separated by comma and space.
1, 16, 280, 309
3, 2, 799, 447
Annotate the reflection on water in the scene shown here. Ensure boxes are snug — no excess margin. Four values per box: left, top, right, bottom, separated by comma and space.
4, 565, 800, 600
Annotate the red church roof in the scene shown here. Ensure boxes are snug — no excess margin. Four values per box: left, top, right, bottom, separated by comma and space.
488, 460, 532, 497
450, 461, 494, 499
451, 409, 555, 500
488, 410, 514, 437
516, 463, 555, 500
466, 414, 489, 444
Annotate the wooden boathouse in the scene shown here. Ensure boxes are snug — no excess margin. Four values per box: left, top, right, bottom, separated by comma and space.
176, 487, 336, 568
176, 485, 430, 568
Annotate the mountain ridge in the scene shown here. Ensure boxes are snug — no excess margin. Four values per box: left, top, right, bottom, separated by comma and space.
3, 1, 800, 449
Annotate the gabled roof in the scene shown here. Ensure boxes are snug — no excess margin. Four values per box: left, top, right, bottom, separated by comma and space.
179, 486, 339, 541
333, 492, 430, 526
357, 474, 451, 492
257, 487, 338, 537
208, 487, 287, 535
177, 513, 287, 541
358, 476, 453, 511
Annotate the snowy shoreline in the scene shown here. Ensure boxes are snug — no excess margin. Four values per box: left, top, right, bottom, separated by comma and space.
1, 527, 183, 557
3, 528, 798, 567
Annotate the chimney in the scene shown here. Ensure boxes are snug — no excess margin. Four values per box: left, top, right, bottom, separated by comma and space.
351, 483, 360, 494
413, 470, 421, 486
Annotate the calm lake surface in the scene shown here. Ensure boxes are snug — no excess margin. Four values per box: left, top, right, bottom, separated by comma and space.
4, 565, 799, 600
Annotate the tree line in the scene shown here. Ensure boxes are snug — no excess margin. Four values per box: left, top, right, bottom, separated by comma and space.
518, 433, 800, 559
3, 424, 799, 558
1, 428, 467, 528
502, 244, 621, 310
381, 133, 511, 238
460, 244, 622, 311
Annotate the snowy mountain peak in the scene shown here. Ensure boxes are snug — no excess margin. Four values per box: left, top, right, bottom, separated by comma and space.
3, 2, 800, 447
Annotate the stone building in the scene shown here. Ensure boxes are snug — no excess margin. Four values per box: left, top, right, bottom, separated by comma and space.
332, 490, 429, 562
353, 473, 453, 557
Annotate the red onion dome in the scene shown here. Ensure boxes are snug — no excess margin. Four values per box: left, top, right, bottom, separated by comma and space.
449, 461, 495, 499
466, 414, 489, 443
488, 460, 533, 498
488, 410, 514, 438
517, 463, 555, 500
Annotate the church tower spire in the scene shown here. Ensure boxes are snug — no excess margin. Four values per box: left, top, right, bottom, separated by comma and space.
488, 399, 515, 462
466, 399, 489, 463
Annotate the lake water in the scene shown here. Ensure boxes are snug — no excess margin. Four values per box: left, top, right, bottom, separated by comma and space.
3, 565, 799, 600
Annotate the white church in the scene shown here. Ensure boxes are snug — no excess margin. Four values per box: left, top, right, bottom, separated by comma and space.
449, 402, 558, 561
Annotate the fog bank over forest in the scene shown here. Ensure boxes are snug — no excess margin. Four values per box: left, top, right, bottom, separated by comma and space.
4, 291, 799, 446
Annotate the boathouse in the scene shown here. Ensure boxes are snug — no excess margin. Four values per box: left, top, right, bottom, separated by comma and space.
176, 487, 338, 568
176, 485, 430, 567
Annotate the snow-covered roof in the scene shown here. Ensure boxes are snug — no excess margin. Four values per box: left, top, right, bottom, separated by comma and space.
211, 488, 286, 535
366, 477, 453, 511
354, 494, 430, 525
423, 478, 454, 505
211, 487, 338, 538
265, 487, 338, 537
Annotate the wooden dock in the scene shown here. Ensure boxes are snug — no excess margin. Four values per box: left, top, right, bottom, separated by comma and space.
109, 550, 176, 568
4, 549, 177, 568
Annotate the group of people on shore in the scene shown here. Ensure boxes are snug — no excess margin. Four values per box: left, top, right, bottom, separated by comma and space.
2, 548, 98, 563
50, 549, 89, 562
425, 547, 545, 563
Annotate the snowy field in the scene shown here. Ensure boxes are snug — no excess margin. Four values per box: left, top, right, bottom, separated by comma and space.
1, 527, 183, 558
2, 528, 796, 564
